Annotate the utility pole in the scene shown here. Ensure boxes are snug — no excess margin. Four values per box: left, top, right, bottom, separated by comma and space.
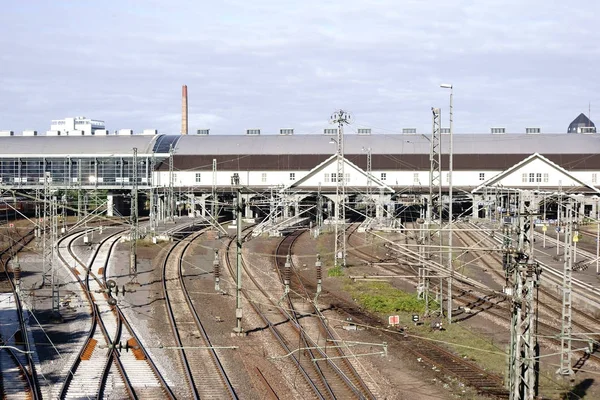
42, 172, 50, 287
316, 182, 323, 237
51, 194, 60, 316
557, 200, 574, 376
149, 152, 156, 232
130, 148, 138, 280
330, 110, 352, 268
168, 144, 175, 222
508, 195, 540, 400
362, 147, 373, 218
232, 173, 244, 334
442, 83, 455, 325
429, 108, 443, 318
211, 158, 217, 222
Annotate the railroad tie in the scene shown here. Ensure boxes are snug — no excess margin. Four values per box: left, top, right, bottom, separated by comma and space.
127, 338, 146, 360
81, 338, 98, 360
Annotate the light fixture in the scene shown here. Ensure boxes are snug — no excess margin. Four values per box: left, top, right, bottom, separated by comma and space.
440, 83, 453, 89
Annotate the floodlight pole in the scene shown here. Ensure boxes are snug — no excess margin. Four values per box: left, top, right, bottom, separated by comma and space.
232, 173, 244, 334
441, 83, 453, 324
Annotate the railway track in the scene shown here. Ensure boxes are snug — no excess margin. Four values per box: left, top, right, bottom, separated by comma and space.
223, 225, 374, 399
162, 224, 237, 399
0, 228, 42, 400
343, 223, 509, 398
277, 229, 376, 399
56, 227, 174, 399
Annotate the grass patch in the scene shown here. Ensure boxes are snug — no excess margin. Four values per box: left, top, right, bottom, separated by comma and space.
328, 265, 344, 277
346, 280, 434, 314
420, 321, 507, 377
344, 279, 507, 377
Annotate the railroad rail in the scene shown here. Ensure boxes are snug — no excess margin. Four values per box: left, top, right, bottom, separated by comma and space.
0, 228, 42, 400
56, 228, 174, 399
277, 230, 376, 399
344, 223, 509, 398
161, 223, 237, 399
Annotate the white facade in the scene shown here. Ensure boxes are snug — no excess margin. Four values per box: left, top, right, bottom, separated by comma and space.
50, 117, 105, 135
151, 153, 599, 195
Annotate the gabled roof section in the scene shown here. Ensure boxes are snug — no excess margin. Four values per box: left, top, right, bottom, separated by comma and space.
472, 152, 600, 194
284, 154, 395, 193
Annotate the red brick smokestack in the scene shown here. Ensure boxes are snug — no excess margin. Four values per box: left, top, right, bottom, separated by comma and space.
181, 85, 188, 135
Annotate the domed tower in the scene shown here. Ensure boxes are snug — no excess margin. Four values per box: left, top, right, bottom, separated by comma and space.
568, 113, 596, 133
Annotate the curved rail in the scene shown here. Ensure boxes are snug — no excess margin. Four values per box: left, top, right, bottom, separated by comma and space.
275, 230, 375, 399
223, 226, 326, 398
345, 223, 509, 397
162, 225, 237, 399
0, 228, 42, 399
56, 229, 134, 399
57, 228, 175, 399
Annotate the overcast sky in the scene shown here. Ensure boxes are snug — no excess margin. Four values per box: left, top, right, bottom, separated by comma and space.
1, 1, 598, 135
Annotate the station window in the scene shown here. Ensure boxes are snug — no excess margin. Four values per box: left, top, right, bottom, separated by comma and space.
593, 173, 597, 184
172, 173, 177, 183
324, 173, 330, 183
290, 172, 295, 181
479, 172, 485, 181
380, 172, 387, 181
195, 173, 201, 183
536, 173, 542, 183
522, 173, 527, 183
345, 173, 350, 183
543, 173, 549, 183
413, 173, 419, 183
529, 173, 535, 183
331, 173, 337, 182
261, 172, 267, 183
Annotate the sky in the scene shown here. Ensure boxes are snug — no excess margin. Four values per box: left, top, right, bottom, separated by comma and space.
0, 0, 599, 135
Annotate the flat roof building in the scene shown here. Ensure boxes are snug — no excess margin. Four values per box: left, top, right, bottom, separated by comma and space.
50, 117, 105, 135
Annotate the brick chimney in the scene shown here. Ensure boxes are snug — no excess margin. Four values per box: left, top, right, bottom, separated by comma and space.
181, 85, 188, 135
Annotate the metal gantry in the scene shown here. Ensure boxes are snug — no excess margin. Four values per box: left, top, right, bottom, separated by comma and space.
330, 110, 352, 268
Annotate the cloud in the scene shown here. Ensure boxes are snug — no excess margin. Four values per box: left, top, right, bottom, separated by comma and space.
0, 0, 599, 134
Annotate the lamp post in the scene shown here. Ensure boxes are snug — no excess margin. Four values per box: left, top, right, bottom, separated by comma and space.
441, 83, 453, 324
231, 173, 243, 334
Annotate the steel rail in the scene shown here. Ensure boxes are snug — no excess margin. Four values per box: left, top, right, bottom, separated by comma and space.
223, 226, 326, 399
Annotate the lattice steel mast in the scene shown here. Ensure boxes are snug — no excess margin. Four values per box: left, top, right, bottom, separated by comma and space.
330, 110, 352, 268
130, 148, 138, 280
557, 199, 574, 376
508, 196, 540, 400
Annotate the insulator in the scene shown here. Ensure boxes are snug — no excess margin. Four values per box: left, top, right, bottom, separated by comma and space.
213, 250, 220, 279
284, 254, 291, 284
13, 265, 21, 281
316, 260, 322, 281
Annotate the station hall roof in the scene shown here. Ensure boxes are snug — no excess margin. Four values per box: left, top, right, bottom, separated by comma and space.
174, 133, 600, 155
0, 133, 598, 156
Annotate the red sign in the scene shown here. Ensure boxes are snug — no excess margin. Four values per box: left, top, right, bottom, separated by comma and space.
388, 315, 400, 326
9, 223, 14, 228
